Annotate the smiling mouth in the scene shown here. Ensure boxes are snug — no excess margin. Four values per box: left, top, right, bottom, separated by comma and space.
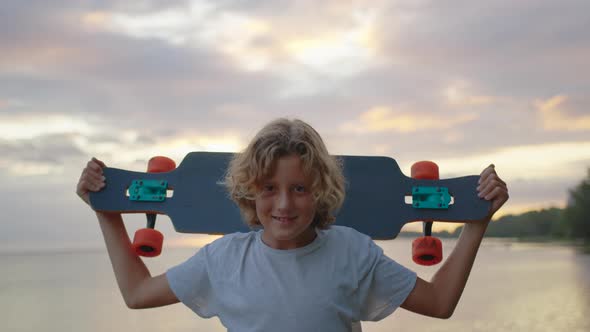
273, 216, 297, 223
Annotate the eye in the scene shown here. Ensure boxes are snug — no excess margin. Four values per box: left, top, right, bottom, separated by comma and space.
293, 185, 306, 193
258, 184, 275, 198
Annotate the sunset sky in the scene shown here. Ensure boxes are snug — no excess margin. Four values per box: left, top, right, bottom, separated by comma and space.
1, 0, 589, 251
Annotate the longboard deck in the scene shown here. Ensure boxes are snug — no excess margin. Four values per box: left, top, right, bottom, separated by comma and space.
90, 152, 490, 239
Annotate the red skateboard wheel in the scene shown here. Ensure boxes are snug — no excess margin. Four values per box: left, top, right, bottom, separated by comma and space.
147, 156, 176, 173
412, 236, 443, 265
133, 228, 164, 257
411, 161, 439, 180
132, 156, 175, 258
411, 160, 443, 266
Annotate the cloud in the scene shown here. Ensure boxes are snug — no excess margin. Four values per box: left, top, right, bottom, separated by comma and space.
339, 106, 477, 134
0, 134, 85, 176
377, 0, 590, 98
90, 4, 281, 73
444, 80, 497, 107
433, 141, 590, 180
0, 112, 211, 173
536, 95, 590, 131
97, 2, 382, 99
0, 113, 97, 140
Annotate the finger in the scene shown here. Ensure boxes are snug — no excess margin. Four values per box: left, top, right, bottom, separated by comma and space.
86, 169, 105, 183
87, 160, 105, 173
76, 180, 88, 198
490, 172, 506, 186
478, 164, 497, 184
482, 185, 508, 201
82, 169, 106, 187
81, 165, 103, 181
478, 166, 506, 188
477, 170, 495, 194
92, 157, 107, 168
489, 188, 509, 214
477, 183, 508, 200
478, 177, 507, 199
79, 179, 104, 192
76, 186, 89, 204
76, 180, 85, 196
479, 163, 495, 177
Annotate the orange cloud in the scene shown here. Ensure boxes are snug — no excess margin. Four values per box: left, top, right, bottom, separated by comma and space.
536, 95, 590, 131
340, 106, 477, 134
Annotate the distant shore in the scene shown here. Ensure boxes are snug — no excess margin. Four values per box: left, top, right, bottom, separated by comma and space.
397, 231, 590, 253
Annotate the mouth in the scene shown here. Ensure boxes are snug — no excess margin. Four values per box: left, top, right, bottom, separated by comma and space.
272, 215, 297, 223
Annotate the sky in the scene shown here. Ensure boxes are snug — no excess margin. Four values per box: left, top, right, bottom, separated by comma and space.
1, 0, 589, 251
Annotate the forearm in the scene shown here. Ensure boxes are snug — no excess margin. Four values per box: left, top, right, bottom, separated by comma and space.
430, 219, 489, 317
96, 212, 151, 307
402, 165, 508, 319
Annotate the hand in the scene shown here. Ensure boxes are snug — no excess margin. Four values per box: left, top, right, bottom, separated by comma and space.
476, 164, 509, 219
77, 157, 107, 206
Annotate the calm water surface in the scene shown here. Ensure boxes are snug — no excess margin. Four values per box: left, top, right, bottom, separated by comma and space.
1, 238, 588, 331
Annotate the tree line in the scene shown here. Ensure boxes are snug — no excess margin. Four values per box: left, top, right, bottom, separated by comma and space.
483, 168, 589, 241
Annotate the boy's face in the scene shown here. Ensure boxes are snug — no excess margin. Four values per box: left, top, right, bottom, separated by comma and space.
255, 154, 317, 250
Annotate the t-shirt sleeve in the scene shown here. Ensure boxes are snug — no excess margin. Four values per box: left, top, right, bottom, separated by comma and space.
357, 238, 417, 321
166, 244, 216, 318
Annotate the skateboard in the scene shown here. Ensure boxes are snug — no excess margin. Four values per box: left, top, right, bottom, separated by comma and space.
89, 152, 490, 262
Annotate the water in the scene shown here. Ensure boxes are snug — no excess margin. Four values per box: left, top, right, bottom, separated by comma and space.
1, 238, 588, 331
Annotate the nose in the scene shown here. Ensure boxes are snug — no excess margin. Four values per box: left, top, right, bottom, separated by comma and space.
276, 189, 293, 211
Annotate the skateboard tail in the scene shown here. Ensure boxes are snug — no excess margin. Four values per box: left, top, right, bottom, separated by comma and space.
89, 168, 174, 215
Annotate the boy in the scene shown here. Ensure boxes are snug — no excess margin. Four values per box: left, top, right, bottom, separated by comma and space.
77, 118, 508, 331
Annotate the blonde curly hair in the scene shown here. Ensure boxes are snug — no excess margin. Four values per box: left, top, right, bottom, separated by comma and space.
225, 118, 345, 229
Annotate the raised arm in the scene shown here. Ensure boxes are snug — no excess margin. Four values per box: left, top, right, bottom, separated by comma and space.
77, 158, 179, 309
401, 164, 509, 318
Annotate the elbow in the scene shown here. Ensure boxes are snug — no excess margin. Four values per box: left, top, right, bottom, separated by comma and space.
434, 305, 455, 319
125, 298, 148, 310
124, 296, 140, 310
437, 309, 454, 320
124, 292, 145, 310
122, 278, 151, 309
433, 292, 457, 319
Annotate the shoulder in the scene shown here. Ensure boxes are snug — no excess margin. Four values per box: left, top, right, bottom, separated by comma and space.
201, 231, 258, 257
322, 226, 386, 280
324, 225, 364, 236
213, 230, 258, 244
323, 225, 373, 246
321, 225, 380, 257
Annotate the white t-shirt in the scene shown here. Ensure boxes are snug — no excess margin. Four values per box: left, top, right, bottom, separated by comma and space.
166, 226, 417, 332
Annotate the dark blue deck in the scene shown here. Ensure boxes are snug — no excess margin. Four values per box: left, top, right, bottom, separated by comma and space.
90, 152, 490, 239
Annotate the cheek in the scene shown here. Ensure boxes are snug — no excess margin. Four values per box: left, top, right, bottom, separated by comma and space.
255, 197, 271, 215
299, 197, 317, 215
